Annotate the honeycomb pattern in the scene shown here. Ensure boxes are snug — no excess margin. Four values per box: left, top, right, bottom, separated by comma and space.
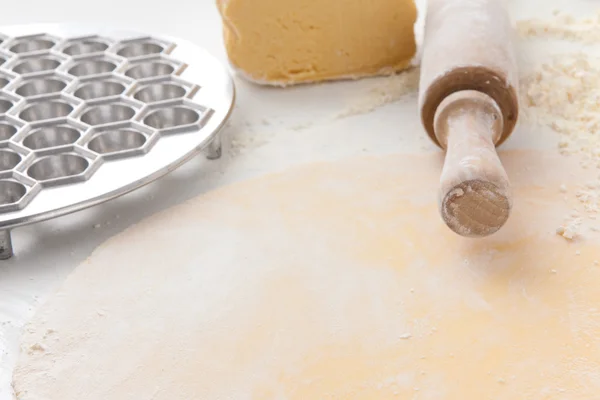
0, 33, 208, 213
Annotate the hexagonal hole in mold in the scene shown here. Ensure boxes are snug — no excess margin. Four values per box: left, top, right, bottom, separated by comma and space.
27, 153, 89, 181
9, 37, 56, 54
12, 56, 62, 75
79, 103, 136, 125
116, 40, 165, 58
0, 54, 7, 67
19, 100, 74, 122
15, 77, 68, 97
0, 149, 22, 171
0, 180, 26, 205
133, 82, 187, 103
0, 99, 15, 114
68, 59, 118, 77
0, 72, 13, 89
0, 122, 18, 141
62, 39, 109, 56
22, 124, 81, 150
124, 60, 176, 80
143, 106, 200, 129
87, 128, 147, 155
73, 80, 126, 100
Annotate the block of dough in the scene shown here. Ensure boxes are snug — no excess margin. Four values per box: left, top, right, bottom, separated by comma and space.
217, 0, 418, 86
13, 151, 600, 399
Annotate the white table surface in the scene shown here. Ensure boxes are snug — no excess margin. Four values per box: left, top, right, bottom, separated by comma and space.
0, 0, 594, 398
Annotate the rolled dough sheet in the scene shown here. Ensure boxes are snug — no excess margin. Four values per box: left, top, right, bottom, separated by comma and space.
12, 150, 600, 399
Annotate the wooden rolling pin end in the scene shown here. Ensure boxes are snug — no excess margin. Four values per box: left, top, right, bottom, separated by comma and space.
440, 178, 511, 238
434, 90, 512, 238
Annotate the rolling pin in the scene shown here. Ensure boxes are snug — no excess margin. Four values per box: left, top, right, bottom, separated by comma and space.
418, 0, 519, 238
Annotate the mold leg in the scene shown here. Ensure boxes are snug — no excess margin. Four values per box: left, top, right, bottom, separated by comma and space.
0, 230, 13, 260
204, 133, 222, 160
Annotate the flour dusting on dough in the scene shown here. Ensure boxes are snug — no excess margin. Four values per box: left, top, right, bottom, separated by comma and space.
11, 152, 600, 400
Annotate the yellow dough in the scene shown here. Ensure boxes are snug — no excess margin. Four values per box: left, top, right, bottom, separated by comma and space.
216, 0, 418, 86
12, 151, 600, 399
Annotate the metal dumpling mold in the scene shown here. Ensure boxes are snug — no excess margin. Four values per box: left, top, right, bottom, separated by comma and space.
0, 25, 236, 259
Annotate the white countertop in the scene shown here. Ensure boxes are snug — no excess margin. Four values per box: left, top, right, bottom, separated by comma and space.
0, 0, 595, 398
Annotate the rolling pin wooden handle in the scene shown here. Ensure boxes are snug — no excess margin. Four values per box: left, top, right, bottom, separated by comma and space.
435, 90, 511, 238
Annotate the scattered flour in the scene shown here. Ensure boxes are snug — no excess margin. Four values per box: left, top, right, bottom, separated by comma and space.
27, 343, 45, 354
519, 12, 600, 240
517, 10, 600, 43
336, 67, 420, 118
227, 122, 275, 156
556, 217, 583, 241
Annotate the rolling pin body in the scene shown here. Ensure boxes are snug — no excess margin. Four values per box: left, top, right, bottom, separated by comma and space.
418, 0, 519, 237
